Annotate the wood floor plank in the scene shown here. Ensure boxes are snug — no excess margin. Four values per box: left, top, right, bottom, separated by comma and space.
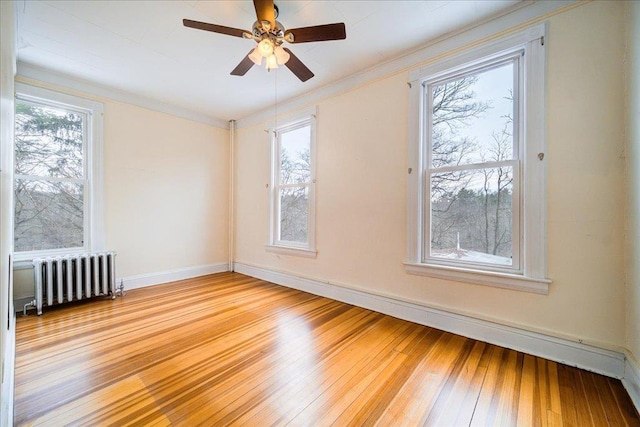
562, 362, 598, 426
451, 341, 494, 426
469, 345, 507, 426
13, 272, 640, 426
581, 369, 612, 426
608, 376, 640, 426
591, 370, 627, 426
516, 354, 537, 426
421, 340, 488, 426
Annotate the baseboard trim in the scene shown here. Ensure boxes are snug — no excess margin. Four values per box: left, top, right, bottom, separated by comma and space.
234, 262, 626, 380
1, 312, 16, 427
623, 353, 640, 413
119, 263, 229, 291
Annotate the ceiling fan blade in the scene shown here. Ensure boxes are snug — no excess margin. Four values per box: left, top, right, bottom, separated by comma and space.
231, 50, 256, 76
253, 0, 276, 30
284, 23, 346, 43
183, 19, 248, 38
283, 48, 314, 82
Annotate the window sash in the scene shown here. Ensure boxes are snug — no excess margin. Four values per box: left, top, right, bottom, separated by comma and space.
275, 182, 310, 247
14, 177, 86, 253
423, 159, 521, 273
421, 52, 523, 274
424, 53, 522, 170
15, 98, 88, 181
275, 121, 312, 186
274, 122, 311, 244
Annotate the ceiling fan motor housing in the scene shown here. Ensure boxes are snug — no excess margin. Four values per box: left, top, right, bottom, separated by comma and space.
252, 20, 286, 46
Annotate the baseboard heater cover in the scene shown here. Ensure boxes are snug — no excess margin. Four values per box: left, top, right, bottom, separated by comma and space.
31, 251, 119, 315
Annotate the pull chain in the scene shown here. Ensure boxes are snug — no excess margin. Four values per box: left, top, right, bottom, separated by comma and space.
274, 67, 278, 136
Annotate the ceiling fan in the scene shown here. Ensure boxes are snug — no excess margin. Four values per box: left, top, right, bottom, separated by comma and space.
183, 0, 346, 82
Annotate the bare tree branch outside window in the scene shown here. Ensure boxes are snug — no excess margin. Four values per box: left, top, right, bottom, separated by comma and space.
277, 125, 311, 244
428, 62, 516, 266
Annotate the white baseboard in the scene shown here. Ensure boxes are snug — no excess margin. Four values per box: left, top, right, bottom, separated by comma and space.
119, 263, 229, 291
623, 353, 640, 413
234, 262, 626, 380
1, 312, 16, 427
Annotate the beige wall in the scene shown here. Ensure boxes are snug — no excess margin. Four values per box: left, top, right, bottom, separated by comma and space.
104, 101, 229, 278
12, 79, 230, 297
235, 1, 628, 350
626, 0, 640, 365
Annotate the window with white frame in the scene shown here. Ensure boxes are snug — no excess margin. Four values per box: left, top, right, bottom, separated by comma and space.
13, 84, 104, 260
406, 25, 550, 293
267, 109, 317, 257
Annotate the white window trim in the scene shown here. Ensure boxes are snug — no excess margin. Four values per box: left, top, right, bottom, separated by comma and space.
266, 107, 317, 258
405, 23, 551, 294
14, 83, 104, 261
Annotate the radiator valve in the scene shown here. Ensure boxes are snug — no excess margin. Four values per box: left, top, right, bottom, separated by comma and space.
23, 299, 37, 317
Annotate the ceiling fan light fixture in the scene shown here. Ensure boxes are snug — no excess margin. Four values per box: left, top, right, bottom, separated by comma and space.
257, 38, 274, 56
265, 54, 279, 70
248, 47, 263, 65
274, 45, 290, 65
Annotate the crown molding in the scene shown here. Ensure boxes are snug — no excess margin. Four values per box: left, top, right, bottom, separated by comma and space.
16, 61, 229, 129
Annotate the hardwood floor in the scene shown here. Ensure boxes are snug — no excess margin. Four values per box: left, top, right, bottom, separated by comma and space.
14, 272, 640, 426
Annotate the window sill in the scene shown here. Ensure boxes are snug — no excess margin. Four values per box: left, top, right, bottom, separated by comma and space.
265, 245, 317, 259
13, 247, 87, 264
404, 262, 550, 294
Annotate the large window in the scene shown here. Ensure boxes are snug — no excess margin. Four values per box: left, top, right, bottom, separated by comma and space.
406, 25, 550, 293
427, 55, 520, 271
267, 109, 317, 257
14, 84, 104, 259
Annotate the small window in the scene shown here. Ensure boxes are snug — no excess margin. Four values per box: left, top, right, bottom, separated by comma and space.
406, 25, 550, 293
267, 109, 317, 257
14, 84, 104, 260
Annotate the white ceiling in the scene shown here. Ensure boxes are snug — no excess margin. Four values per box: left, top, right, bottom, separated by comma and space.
15, 0, 523, 123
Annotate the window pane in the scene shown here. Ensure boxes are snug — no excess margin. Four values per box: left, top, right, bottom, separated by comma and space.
429, 166, 513, 266
431, 62, 514, 168
280, 125, 311, 184
15, 100, 84, 179
279, 186, 308, 243
14, 179, 84, 252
